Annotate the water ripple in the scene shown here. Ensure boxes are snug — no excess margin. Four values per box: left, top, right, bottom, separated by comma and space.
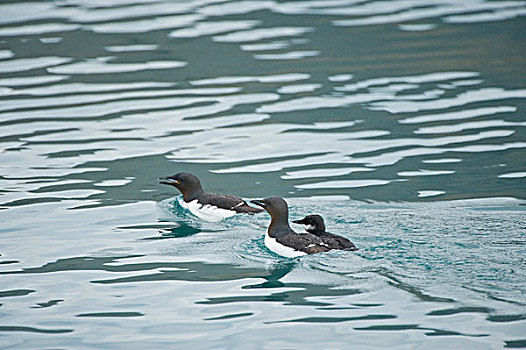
296, 179, 400, 189
199, 1, 275, 16
213, 26, 313, 43
370, 87, 526, 113
399, 106, 517, 124
47, 59, 187, 74
0, 1, 525, 347
332, 1, 526, 27
414, 119, 526, 134
254, 50, 320, 60
0, 57, 72, 73
191, 73, 310, 85
87, 14, 204, 34
0, 75, 68, 87
105, 44, 159, 52
170, 20, 261, 38
0, 23, 80, 37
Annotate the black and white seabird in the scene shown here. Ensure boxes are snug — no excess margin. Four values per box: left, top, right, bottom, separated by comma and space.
159, 172, 262, 221
293, 214, 358, 251
251, 196, 337, 258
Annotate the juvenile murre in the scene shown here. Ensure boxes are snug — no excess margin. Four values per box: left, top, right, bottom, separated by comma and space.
250, 196, 334, 257
159, 172, 262, 221
293, 214, 358, 251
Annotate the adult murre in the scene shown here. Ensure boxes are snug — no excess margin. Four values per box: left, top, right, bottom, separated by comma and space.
250, 196, 334, 257
293, 214, 358, 251
159, 172, 263, 221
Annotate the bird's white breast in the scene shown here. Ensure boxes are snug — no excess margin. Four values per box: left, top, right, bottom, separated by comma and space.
178, 197, 236, 222
264, 232, 307, 258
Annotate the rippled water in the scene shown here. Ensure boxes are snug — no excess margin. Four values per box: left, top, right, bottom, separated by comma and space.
1, 0, 525, 348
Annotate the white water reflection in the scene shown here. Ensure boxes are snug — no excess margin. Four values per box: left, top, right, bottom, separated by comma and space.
68, 2, 197, 23
370, 88, 526, 114
170, 20, 260, 38
0, 3, 80, 24
241, 41, 292, 51
328, 74, 353, 82
282, 167, 373, 180
105, 45, 159, 52
277, 84, 322, 94
295, 179, 400, 189
0, 57, 72, 73
94, 179, 134, 187
48, 59, 187, 74
39, 37, 63, 44
0, 75, 68, 87
1, 1, 525, 348
0, 88, 244, 114
191, 73, 310, 85
254, 50, 319, 60
335, 71, 479, 92
398, 170, 455, 177
398, 106, 517, 124
257, 93, 392, 113
87, 14, 203, 34
198, 1, 274, 16
443, 7, 526, 23
398, 23, 437, 31
414, 120, 526, 134
211, 153, 349, 174
498, 172, 526, 178
213, 27, 313, 43
332, 1, 526, 27
0, 23, 80, 36
11, 82, 175, 96
422, 158, 462, 164
418, 190, 446, 198
0, 49, 14, 60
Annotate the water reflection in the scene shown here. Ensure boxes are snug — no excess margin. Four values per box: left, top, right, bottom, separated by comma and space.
138, 221, 203, 240
1, 0, 525, 347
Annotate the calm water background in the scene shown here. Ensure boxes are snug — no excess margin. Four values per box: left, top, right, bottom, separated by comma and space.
1, 0, 525, 349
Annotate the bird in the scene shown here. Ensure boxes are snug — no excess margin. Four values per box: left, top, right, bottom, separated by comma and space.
159, 172, 262, 221
293, 214, 358, 251
251, 196, 349, 257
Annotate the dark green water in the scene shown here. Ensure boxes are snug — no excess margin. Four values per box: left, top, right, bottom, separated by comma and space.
1, 1, 525, 348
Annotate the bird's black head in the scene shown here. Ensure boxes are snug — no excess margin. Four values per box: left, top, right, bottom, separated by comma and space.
292, 214, 325, 233
250, 196, 289, 222
158, 172, 204, 201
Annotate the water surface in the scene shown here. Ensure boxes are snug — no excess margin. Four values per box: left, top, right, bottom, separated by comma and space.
1, 0, 525, 348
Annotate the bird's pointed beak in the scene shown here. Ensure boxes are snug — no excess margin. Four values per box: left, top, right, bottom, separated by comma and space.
158, 177, 179, 185
292, 219, 305, 224
250, 199, 266, 208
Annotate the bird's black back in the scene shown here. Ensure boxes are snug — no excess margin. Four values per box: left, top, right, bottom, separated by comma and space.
200, 192, 263, 213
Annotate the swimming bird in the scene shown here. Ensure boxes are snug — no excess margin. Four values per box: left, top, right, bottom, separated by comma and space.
159, 172, 263, 221
251, 196, 338, 257
293, 214, 358, 251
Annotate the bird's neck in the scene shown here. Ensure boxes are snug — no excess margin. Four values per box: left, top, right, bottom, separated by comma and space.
183, 187, 204, 202
268, 214, 291, 237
